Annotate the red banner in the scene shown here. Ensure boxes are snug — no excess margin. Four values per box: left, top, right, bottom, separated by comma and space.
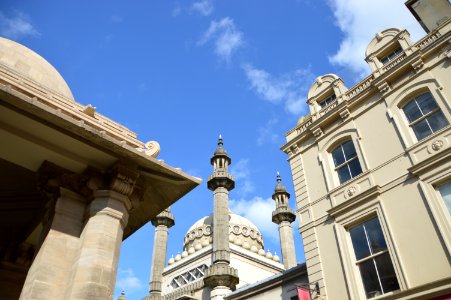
297, 287, 311, 300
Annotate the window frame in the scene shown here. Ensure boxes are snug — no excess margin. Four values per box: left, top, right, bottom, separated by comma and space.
379, 47, 403, 65
319, 93, 337, 109
348, 217, 400, 298
331, 139, 363, 185
386, 80, 450, 148
333, 203, 406, 300
319, 130, 369, 191
401, 92, 449, 141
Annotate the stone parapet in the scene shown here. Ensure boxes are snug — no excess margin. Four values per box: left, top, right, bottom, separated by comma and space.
203, 264, 239, 290
207, 174, 235, 191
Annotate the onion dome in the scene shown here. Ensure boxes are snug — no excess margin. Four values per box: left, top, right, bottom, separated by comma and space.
274, 172, 287, 193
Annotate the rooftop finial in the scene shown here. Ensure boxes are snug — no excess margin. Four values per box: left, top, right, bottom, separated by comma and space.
218, 134, 223, 147
276, 172, 281, 184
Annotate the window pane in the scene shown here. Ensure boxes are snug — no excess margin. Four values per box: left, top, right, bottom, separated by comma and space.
337, 165, 351, 184
437, 181, 451, 215
403, 101, 422, 123
342, 140, 357, 159
416, 93, 437, 115
350, 225, 371, 260
428, 111, 448, 133
332, 146, 345, 166
348, 159, 363, 178
375, 253, 400, 293
359, 260, 383, 298
412, 119, 432, 140
364, 218, 387, 254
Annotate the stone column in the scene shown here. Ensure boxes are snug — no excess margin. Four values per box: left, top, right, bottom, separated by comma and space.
272, 173, 297, 269
204, 136, 239, 300
20, 188, 86, 300
67, 189, 131, 299
148, 208, 175, 299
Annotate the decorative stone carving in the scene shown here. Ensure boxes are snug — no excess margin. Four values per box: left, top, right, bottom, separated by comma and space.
347, 186, 357, 197
339, 109, 350, 120
412, 58, 424, 71
144, 141, 161, 158
431, 140, 444, 151
82, 104, 96, 117
312, 127, 323, 138
377, 82, 390, 94
109, 164, 139, 197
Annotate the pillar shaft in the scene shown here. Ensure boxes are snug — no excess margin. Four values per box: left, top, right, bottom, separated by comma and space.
279, 221, 297, 269
68, 190, 130, 300
20, 188, 86, 300
212, 187, 230, 264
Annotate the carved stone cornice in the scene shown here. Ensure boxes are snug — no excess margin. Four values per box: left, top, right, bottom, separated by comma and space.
203, 264, 239, 290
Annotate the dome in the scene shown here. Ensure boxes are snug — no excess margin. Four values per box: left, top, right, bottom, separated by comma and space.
184, 211, 264, 251
0, 37, 74, 101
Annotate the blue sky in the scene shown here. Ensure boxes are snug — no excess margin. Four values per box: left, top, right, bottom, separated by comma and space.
0, 1, 424, 299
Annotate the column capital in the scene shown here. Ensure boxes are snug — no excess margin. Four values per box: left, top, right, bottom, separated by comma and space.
108, 163, 140, 197
90, 190, 131, 229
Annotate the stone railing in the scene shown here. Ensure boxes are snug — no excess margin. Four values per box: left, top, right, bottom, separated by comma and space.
414, 31, 441, 51
382, 51, 407, 72
0, 62, 145, 149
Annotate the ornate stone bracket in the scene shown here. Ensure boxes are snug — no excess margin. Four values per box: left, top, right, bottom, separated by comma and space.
207, 174, 235, 191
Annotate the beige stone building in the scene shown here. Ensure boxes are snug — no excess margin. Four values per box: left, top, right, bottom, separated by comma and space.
0, 36, 201, 299
282, 1, 451, 299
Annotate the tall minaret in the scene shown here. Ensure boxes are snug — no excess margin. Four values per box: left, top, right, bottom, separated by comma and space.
148, 207, 175, 300
203, 136, 239, 300
272, 172, 297, 269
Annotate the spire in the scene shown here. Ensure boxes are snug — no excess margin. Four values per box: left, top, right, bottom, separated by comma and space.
118, 290, 127, 300
204, 137, 239, 295
271, 172, 297, 269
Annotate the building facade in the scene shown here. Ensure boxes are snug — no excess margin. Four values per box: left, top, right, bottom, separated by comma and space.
282, 1, 451, 299
0, 37, 200, 299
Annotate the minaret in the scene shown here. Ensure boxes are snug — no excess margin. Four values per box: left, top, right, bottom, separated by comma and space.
272, 172, 297, 269
203, 136, 239, 300
148, 207, 175, 300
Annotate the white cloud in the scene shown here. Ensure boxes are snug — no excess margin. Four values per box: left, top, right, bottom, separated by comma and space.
242, 64, 315, 115
230, 159, 254, 197
0, 11, 39, 40
172, 3, 182, 17
230, 196, 279, 244
191, 0, 214, 16
327, 0, 425, 78
257, 118, 280, 146
115, 268, 143, 292
110, 15, 124, 23
198, 17, 243, 62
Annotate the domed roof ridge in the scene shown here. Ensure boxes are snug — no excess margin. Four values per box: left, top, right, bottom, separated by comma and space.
184, 210, 265, 251
0, 37, 74, 101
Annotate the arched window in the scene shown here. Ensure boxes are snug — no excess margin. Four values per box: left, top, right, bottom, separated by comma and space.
331, 140, 362, 184
402, 92, 448, 141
